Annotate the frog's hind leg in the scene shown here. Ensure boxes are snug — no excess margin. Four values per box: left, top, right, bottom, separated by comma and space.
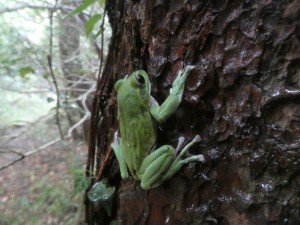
140, 135, 204, 190
139, 145, 174, 189
161, 135, 204, 183
111, 131, 129, 179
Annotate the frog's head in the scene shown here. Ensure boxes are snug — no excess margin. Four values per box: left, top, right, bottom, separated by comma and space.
115, 70, 151, 96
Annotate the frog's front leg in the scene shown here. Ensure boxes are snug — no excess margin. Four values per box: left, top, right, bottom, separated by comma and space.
138, 135, 204, 190
111, 131, 128, 179
150, 65, 195, 123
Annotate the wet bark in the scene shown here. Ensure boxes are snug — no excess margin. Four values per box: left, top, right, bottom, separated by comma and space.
86, 0, 300, 224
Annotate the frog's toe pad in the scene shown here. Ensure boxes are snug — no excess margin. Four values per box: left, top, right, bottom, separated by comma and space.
197, 154, 205, 162
193, 135, 201, 143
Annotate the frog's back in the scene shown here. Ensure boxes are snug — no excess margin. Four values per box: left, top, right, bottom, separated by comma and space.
117, 86, 156, 174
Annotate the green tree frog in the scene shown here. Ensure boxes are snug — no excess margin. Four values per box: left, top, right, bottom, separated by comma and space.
112, 66, 204, 190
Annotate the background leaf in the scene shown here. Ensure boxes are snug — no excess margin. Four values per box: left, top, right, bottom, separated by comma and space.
64, 0, 96, 19
85, 14, 102, 36
18, 66, 35, 78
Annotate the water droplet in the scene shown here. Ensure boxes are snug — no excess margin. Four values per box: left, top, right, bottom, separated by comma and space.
165, 215, 170, 224
218, 194, 233, 204
236, 190, 253, 206
260, 182, 274, 192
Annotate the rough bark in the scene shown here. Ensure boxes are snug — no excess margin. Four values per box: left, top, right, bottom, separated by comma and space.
86, 0, 300, 224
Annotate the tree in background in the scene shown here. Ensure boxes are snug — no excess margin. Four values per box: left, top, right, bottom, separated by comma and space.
0, 0, 105, 164
0, 1, 106, 224
86, 0, 300, 224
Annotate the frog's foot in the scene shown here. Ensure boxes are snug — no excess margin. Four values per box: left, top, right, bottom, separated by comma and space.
150, 65, 196, 123
161, 135, 204, 183
178, 135, 201, 157
113, 131, 120, 145
175, 136, 185, 155
176, 135, 204, 165
111, 131, 129, 179
170, 65, 195, 95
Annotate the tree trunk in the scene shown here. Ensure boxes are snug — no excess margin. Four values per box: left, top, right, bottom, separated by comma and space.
86, 0, 300, 224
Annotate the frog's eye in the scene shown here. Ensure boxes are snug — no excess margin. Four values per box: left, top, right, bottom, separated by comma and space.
135, 73, 145, 87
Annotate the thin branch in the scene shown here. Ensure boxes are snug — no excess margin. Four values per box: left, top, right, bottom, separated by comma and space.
0, 3, 76, 14
47, 55, 64, 139
24, 137, 61, 157
0, 150, 25, 170
0, 137, 60, 171
96, 9, 107, 80
0, 97, 94, 171
48, 0, 64, 140
0, 87, 52, 94
0, 86, 95, 94
0, 76, 96, 170
0, 112, 55, 145
0, 4, 58, 14
67, 83, 95, 137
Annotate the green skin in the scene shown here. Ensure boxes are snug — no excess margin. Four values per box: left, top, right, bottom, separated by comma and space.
112, 66, 204, 190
